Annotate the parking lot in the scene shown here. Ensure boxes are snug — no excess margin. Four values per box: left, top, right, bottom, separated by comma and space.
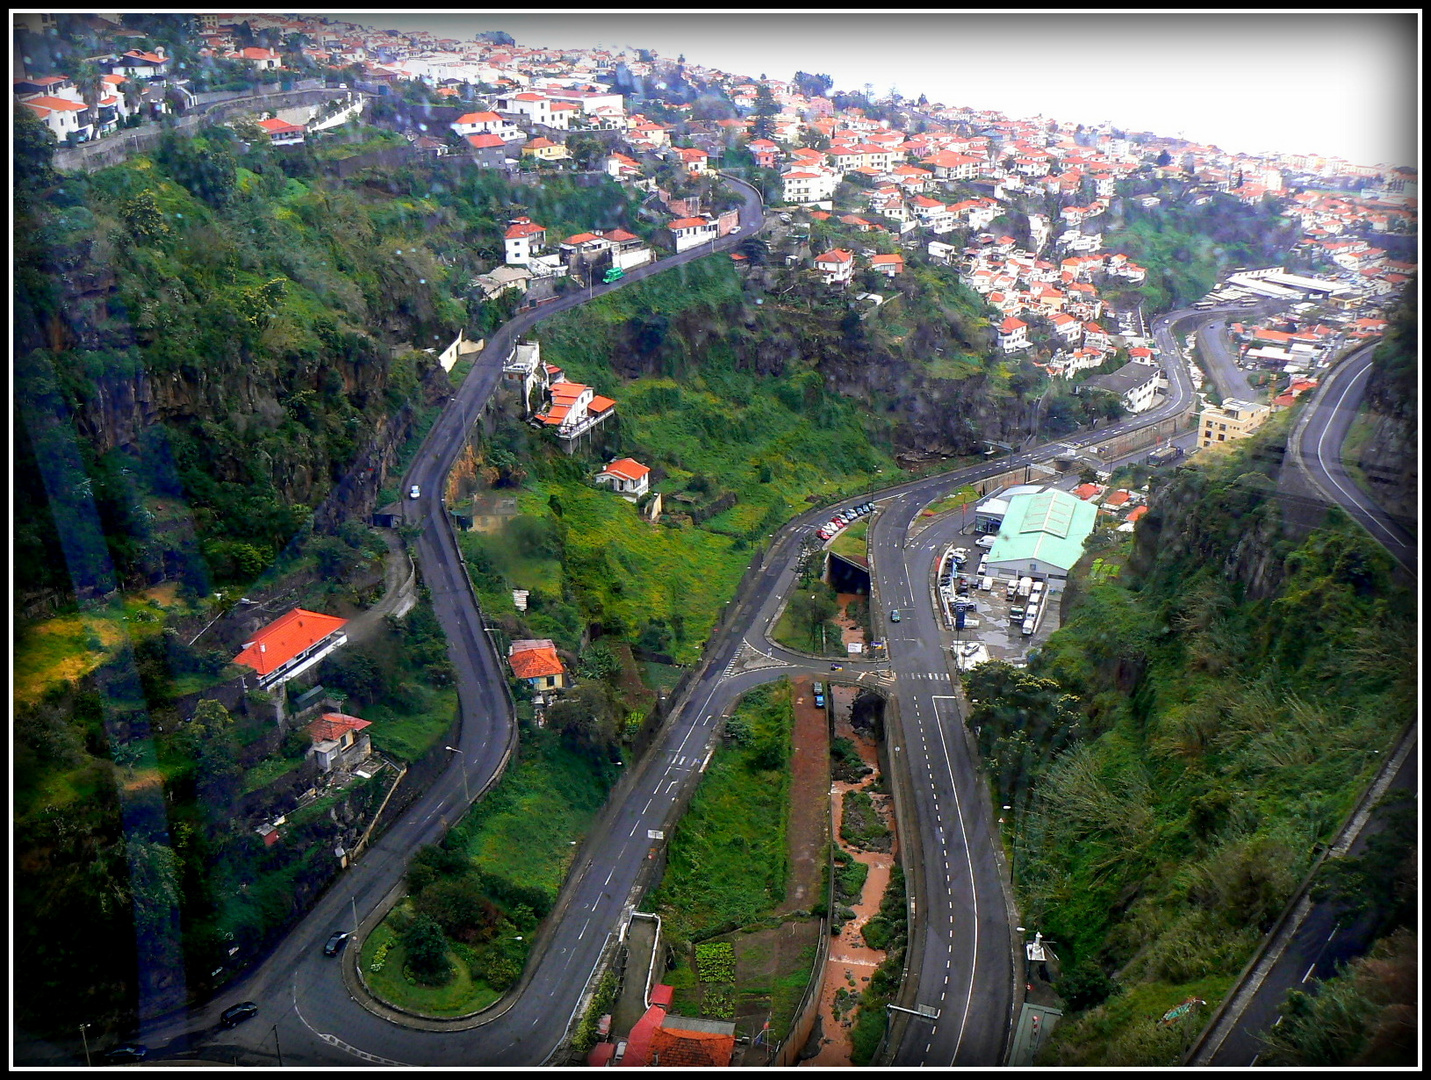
936, 545, 1063, 671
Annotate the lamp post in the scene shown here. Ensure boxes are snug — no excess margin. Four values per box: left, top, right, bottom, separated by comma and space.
445, 745, 470, 805
272, 1023, 283, 1067
79, 1023, 92, 1068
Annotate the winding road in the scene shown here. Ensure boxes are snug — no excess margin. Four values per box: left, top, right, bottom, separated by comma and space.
124, 190, 1412, 1067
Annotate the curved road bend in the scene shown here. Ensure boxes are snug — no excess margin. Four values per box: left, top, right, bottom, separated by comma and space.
160, 176, 768, 1066
1285, 343, 1417, 576
174, 251, 1224, 1064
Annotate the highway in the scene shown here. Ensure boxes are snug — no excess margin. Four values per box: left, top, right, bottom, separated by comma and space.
1284, 342, 1417, 577
136, 218, 1312, 1066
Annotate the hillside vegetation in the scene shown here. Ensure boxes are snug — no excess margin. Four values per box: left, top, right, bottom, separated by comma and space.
965, 426, 1415, 1064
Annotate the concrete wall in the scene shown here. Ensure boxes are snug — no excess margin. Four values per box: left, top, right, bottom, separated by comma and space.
52, 85, 364, 173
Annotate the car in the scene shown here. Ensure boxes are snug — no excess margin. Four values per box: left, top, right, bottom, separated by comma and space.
409, 484, 421, 499
731, 225, 742, 233
890, 609, 901, 622
813, 682, 824, 695
813, 694, 825, 707
220, 1001, 258, 1028
976, 535, 996, 548
952, 547, 969, 561
829, 663, 843, 671
323, 931, 351, 956
102, 1045, 148, 1065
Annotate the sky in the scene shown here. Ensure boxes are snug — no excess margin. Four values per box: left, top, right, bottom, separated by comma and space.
324, 10, 1419, 167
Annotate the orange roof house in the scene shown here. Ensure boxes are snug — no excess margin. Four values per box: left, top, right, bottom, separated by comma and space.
233, 608, 349, 689
507, 639, 567, 691
305, 712, 372, 773
607, 984, 737, 1067
596, 458, 651, 497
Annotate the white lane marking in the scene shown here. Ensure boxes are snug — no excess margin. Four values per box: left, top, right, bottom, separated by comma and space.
1302, 963, 1317, 983
929, 697, 980, 1063
292, 980, 412, 1066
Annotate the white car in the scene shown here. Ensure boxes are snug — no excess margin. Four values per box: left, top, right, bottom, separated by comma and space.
976, 535, 996, 548
409, 485, 421, 499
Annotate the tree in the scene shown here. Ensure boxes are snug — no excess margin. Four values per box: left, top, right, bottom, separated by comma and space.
402, 913, 452, 984
545, 682, 620, 759
751, 81, 779, 140
14, 107, 60, 195
790, 590, 838, 652
1155, 148, 1173, 167
74, 60, 104, 132
793, 71, 834, 99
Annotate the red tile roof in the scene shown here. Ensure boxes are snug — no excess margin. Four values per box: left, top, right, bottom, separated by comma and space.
588, 395, 616, 413
669, 216, 711, 230
600, 458, 649, 482
234, 608, 348, 676
504, 219, 545, 239
815, 248, 854, 264
306, 712, 372, 744
508, 644, 565, 680
647, 1025, 736, 1067
563, 232, 602, 244
1126, 505, 1149, 522
467, 133, 505, 148
600, 228, 639, 242
455, 111, 501, 123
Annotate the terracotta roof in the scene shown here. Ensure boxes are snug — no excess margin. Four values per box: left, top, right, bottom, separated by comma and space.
257, 117, 303, 134
1126, 505, 1149, 522
815, 248, 854, 264
234, 608, 348, 676
467, 132, 505, 148
306, 712, 372, 744
668, 216, 711, 230
600, 228, 639, 242
870, 253, 904, 266
563, 232, 602, 245
508, 644, 565, 680
236, 47, 279, 61
526, 136, 559, 149
999, 317, 1028, 332
588, 395, 616, 413
123, 49, 169, 64
647, 1025, 736, 1067
505, 220, 545, 239
600, 458, 649, 482
24, 95, 86, 111
456, 110, 502, 123
1104, 489, 1132, 506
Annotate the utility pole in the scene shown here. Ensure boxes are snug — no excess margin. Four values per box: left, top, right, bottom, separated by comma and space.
352, 895, 359, 935
445, 745, 470, 805
79, 1023, 92, 1068
272, 1023, 283, 1067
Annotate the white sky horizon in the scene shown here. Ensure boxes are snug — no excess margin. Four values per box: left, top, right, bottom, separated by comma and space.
319, 9, 1419, 168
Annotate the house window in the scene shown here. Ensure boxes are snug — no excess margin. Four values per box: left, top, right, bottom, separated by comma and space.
1218, 434, 1226, 441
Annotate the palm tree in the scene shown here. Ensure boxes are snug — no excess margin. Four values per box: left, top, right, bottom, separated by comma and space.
74, 60, 104, 137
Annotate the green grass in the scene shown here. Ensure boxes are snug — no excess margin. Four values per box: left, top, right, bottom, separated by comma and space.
359, 917, 499, 1017
365, 685, 458, 763
1042, 975, 1235, 1065
242, 755, 300, 795
828, 519, 869, 562
650, 682, 793, 940
921, 483, 980, 518
641, 661, 687, 693
456, 727, 613, 895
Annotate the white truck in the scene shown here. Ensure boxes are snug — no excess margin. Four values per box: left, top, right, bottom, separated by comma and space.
1016, 576, 1034, 599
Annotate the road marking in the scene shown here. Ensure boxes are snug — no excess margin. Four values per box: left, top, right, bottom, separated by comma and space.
1302, 963, 1317, 983
292, 981, 412, 1066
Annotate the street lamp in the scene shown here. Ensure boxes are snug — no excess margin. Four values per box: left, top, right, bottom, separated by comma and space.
79, 1023, 92, 1068
445, 745, 470, 805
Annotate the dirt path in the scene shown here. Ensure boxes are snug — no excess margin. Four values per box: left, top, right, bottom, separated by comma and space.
783, 676, 831, 913
806, 692, 896, 1067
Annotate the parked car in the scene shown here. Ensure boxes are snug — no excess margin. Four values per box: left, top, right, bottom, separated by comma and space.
323, 931, 351, 956
220, 1002, 259, 1028
813, 694, 825, 708
409, 484, 421, 499
890, 609, 901, 622
952, 547, 969, 561
102, 1045, 148, 1065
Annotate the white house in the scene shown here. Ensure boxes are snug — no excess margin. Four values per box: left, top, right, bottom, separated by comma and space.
595, 457, 651, 498
780, 167, 838, 206
20, 96, 91, 142
110, 49, 171, 79
997, 317, 1031, 352
1082, 360, 1167, 414
666, 216, 721, 253
504, 217, 547, 265
813, 248, 855, 285
256, 116, 304, 145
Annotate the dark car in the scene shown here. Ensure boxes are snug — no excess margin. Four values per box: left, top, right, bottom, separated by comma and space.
102, 1045, 148, 1064
220, 1001, 259, 1028
324, 931, 351, 956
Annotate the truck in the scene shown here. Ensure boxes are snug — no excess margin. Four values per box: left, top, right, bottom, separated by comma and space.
1148, 444, 1185, 466
602, 266, 625, 284
1016, 576, 1034, 599
1021, 616, 1037, 636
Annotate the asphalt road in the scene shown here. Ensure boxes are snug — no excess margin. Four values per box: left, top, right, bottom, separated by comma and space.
1200, 735, 1417, 1066
111, 246, 1265, 1066
1285, 343, 1417, 576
